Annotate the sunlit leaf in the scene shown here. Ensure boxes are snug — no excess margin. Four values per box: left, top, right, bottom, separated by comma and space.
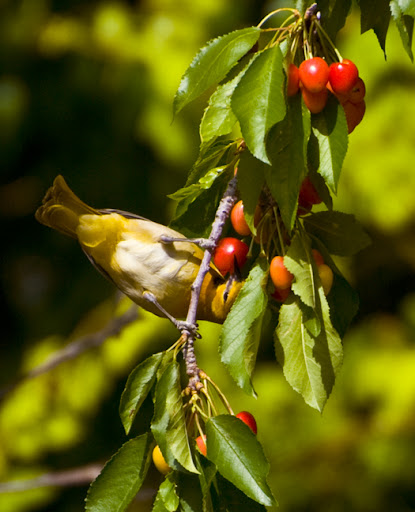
303, 211, 371, 256
154, 473, 180, 512
220, 257, 269, 397
231, 46, 286, 163
274, 289, 343, 412
85, 434, 152, 512
151, 362, 198, 474
206, 415, 276, 507
174, 27, 260, 115
311, 95, 348, 193
119, 352, 164, 435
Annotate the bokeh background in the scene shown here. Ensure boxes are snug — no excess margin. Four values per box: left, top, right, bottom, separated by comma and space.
1, 0, 415, 511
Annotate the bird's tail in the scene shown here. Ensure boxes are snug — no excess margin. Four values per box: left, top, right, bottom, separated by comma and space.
35, 175, 99, 239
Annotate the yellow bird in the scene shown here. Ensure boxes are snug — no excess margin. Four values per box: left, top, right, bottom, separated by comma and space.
35, 176, 242, 324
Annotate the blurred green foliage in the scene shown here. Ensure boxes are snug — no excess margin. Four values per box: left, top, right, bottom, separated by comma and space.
1, 0, 415, 511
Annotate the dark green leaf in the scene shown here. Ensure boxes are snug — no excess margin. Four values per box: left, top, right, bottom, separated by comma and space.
390, 1, 414, 62
232, 46, 286, 163
206, 415, 276, 507
237, 151, 266, 235
174, 27, 261, 115
151, 362, 198, 474
358, 0, 391, 55
322, 0, 352, 40
303, 211, 371, 256
327, 272, 359, 338
195, 453, 217, 512
311, 95, 348, 193
85, 434, 152, 512
274, 291, 343, 412
119, 352, 164, 435
215, 474, 267, 512
266, 95, 310, 231
220, 257, 269, 397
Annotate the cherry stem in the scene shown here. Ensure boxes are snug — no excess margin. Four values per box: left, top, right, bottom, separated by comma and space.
203, 374, 234, 415
257, 8, 300, 29
274, 207, 287, 256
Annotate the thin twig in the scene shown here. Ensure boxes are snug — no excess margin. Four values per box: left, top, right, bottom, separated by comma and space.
0, 303, 138, 401
184, 175, 238, 387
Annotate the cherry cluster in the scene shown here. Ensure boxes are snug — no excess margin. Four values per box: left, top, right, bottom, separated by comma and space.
287, 57, 366, 133
212, 173, 333, 306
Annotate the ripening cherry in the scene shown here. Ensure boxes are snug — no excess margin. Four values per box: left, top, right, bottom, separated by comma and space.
213, 237, 249, 276
348, 77, 366, 104
287, 63, 300, 96
270, 255, 294, 290
342, 100, 366, 133
236, 411, 258, 434
299, 57, 330, 93
301, 86, 328, 114
152, 445, 171, 475
196, 435, 207, 457
318, 264, 334, 295
328, 59, 359, 95
299, 176, 322, 208
231, 200, 251, 236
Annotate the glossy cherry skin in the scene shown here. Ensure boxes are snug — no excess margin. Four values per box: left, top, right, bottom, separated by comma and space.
287, 63, 300, 96
236, 411, 258, 435
299, 57, 329, 93
328, 59, 359, 95
270, 256, 294, 291
196, 435, 207, 456
230, 200, 251, 236
213, 237, 249, 276
301, 86, 328, 114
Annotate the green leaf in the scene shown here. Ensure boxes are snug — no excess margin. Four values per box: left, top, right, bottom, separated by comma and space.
231, 46, 286, 163
327, 272, 359, 338
274, 291, 343, 412
170, 166, 233, 237
174, 27, 261, 115
390, 0, 414, 62
206, 415, 276, 507
215, 474, 267, 512
358, 0, 391, 55
154, 473, 180, 512
311, 95, 348, 193
119, 352, 164, 435
195, 454, 217, 512
220, 257, 269, 397
151, 361, 198, 474
199, 76, 240, 143
284, 232, 316, 310
321, 0, 352, 40
237, 151, 266, 235
185, 139, 236, 186
85, 433, 152, 512
266, 95, 310, 231
303, 211, 371, 256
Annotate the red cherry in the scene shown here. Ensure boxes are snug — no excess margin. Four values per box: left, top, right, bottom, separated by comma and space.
299, 57, 329, 93
270, 255, 294, 291
196, 435, 207, 456
230, 200, 251, 236
236, 411, 258, 435
348, 77, 366, 104
328, 59, 359, 95
213, 237, 249, 276
301, 86, 328, 114
287, 63, 300, 96
299, 176, 322, 207
342, 100, 365, 133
